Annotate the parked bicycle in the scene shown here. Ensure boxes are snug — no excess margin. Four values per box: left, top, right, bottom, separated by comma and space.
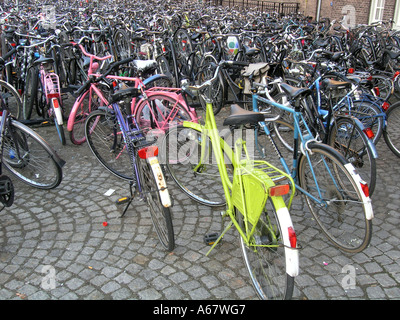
161, 63, 300, 299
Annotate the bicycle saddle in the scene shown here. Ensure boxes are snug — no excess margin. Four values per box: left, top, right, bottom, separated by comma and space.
223, 104, 265, 126
132, 60, 157, 73
32, 57, 55, 67
321, 78, 352, 90
279, 83, 311, 99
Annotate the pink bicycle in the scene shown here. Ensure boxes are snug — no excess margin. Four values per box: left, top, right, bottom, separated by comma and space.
67, 40, 198, 145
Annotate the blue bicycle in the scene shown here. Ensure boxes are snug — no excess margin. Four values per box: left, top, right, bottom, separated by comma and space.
84, 85, 175, 251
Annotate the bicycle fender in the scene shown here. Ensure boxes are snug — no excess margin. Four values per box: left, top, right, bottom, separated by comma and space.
147, 156, 172, 208
274, 205, 299, 277
141, 74, 170, 88
351, 117, 379, 159
344, 163, 374, 220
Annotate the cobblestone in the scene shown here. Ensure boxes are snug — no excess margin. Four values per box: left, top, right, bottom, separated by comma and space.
0, 105, 400, 301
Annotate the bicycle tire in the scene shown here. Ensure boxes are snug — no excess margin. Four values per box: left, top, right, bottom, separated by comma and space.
69, 88, 104, 145
113, 29, 132, 61
196, 56, 225, 115
85, 109, 133, 180
298, 142, 372, 253
329, 116, 376, 196
383, 101, 400, 157
3, 119, 63, 189
161, 125, 232, 207
137, 155, 175, 251
341, 100, 383, 145
0, 79, 23, 120
23, 66, 39, 120
135, 94, 193, 133
238, 200, 296, 300
51, 98, 66, 146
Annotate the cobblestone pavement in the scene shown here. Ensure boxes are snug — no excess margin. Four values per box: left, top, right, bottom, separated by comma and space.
0, 101, 400, 301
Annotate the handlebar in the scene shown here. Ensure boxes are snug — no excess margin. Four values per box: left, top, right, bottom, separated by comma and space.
187, 60, 249, 91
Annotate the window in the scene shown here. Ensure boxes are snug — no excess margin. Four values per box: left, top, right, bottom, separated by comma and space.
394, 0, 400, 30
369, 0, 385, 23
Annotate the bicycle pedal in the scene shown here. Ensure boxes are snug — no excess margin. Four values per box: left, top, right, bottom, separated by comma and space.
116, 196, 131, 205
204, 233, 219, 246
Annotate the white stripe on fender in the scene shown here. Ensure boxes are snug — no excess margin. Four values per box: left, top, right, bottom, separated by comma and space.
148, 157, 171, 208
276, 207, 299, 277
344, 163, 374, 220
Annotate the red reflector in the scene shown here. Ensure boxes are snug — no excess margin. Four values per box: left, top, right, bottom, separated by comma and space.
47, 93, 60, 99
10, 43, 16, 47
269, 184, 290, 197
348, 68, 355, 74
288, 226, 297, 248
393, 71, 400, 80
374, 87, 380, 96
382, 102, 390, 111
363, 128, 375, 139
360, 182, 370, 198
138, 146, 159, 159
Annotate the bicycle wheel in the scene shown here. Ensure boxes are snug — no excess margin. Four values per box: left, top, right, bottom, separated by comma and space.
51, 98, 66, 146
341, 100, 383, 144
383, 101, 400, 157
298, 142, 372, 253
137, 155, 174, 251
69, 88, 104, 145
196, 56, 224, 115
0, 79, 22, 120
113, 29, 132, 61
238, 199, 296, 300
23, 66, 39, 120
85, 109, 133, 180
161, 125, 232, 207
135, 94, 193, 133
329, 116, 376, 196
3, 119, 63, 189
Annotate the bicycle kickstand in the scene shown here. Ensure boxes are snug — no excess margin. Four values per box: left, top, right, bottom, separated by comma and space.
116, 181, 136, 218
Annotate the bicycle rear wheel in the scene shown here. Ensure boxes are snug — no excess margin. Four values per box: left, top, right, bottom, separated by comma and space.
383, 101, 400, 157
135, 94, 193, 133
329, 116, 376, 196
238, 200, 296, 300
161, 125, 232, 207
137, 156, 174, 251
0, 79, 22, 120
69, 88, 104, 145
298, 142, 372, 253
3, 120, 63, 189
85, 109, 133, 180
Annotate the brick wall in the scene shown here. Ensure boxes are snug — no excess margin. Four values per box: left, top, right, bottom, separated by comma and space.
216, 0, 398, 26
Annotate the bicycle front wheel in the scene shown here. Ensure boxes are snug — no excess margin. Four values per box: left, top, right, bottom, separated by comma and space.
138, 156, 174, 251
383, 101, 400, 157
329, 116, 376, 196
238, 200, 296, 300
3, 120, 63, 189
161, 125, 232, 207
85, 110, 133, 180
298, 142, 372, 253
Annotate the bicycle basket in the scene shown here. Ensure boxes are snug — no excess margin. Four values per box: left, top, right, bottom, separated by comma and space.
232, 160, 294, 227
241, 62, 269, 94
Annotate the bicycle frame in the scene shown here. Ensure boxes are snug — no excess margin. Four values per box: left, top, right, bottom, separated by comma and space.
181, 97, 296, 256
103, 101, 171, 208
251, 91, 372, 217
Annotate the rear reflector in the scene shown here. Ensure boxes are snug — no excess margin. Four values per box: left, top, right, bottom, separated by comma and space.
288, 226, 297, 248
269, 184, 290, 197
360, 182, 370, 198
363, 128, 375, 139
138, 146, 159, 159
